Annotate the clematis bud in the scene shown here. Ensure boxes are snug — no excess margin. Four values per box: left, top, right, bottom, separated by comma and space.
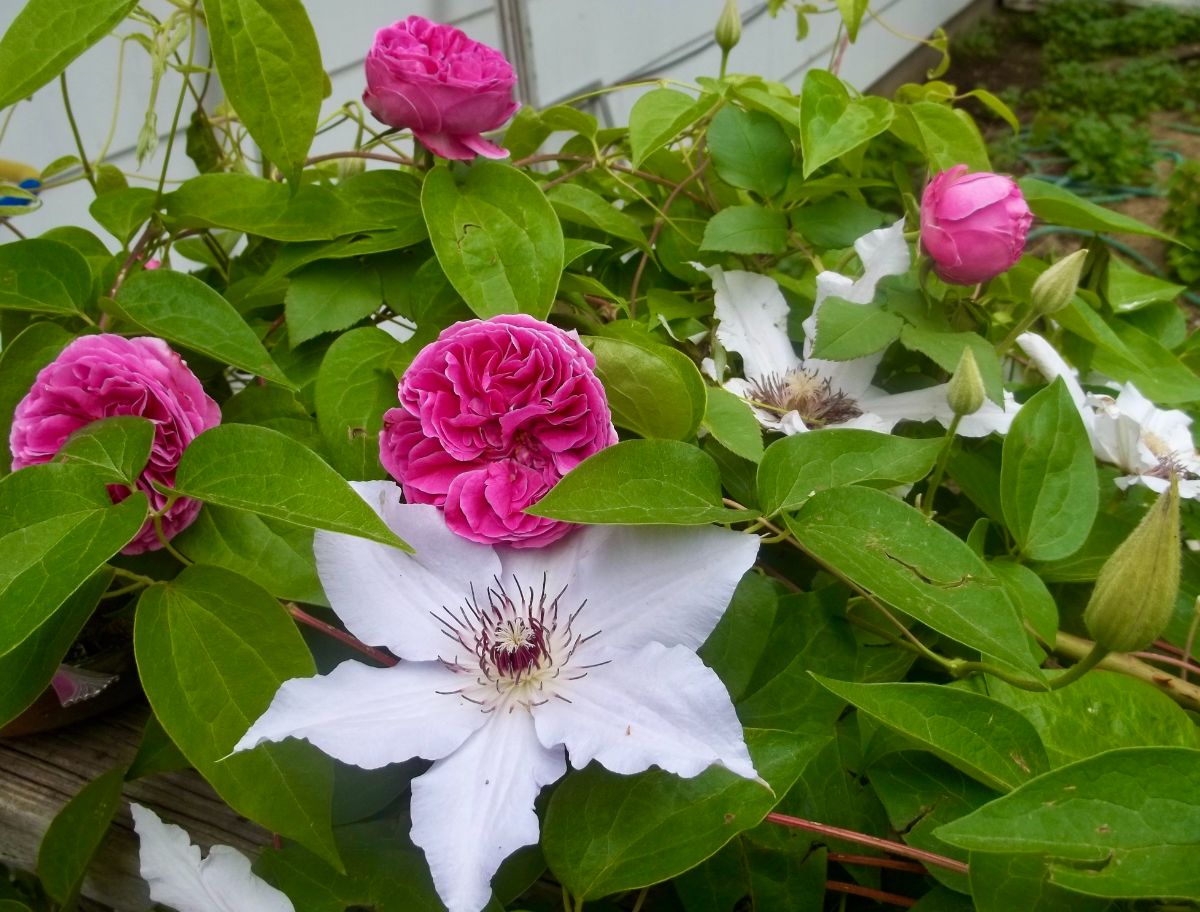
946, 347, 985, 417
1032, 249, 1087, 315
716, 0, 742, 54
1084, 479, 1181, 653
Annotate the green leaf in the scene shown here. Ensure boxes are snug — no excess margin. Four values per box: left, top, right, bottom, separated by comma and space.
899, 326, 1006, 406
968, 851, 1111, 912
785, 485, 1040, 674
314, 326, 401, 480
174, 506, 325, 605
164, 174, 385, 241
835, 0, 869, 39
0, 568, 110, 729
543, 728, 824, 900
55, 416, 153, 487
629, 89, 709, 167
89, 187, 157, 246
135, 565, 339, 866
757, 429, 943, 516
586, 336, 706, 440
698, 573, 780, 703
37, 765, 126, 906
0, 0, 139, 110
962, 671, 1198, 768
963, 88, 1021, 132
1000, 378, 1098, 561
173, 424, 409, 549
790, 198, 884, 249
548, 184, 647, 252
126, 713, 189, 780
800, 70, 893, 177
114, 268, 294, 387
936, 747, 1200, 900
527, 439, 748, 525
0, 322, 72, 471
700, 205, 788, 255
707, 106, 793, 199
285, 260, 382, 347
1097, 319, 1200, 405
1105, 255, 1185, 312
202, 0, 323, 183
0, 239, 92, 313
898, 102, 990, 171
703, 387, 763, 463
814, 677, 1048, 791
0, 463, 146, 657
812, 298, 904, 360
1019, 178, 1175, 241
422, 162, 564, 321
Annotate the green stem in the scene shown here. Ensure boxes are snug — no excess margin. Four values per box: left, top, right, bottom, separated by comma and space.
153, 512, 193, 566
60, 73, 97, 192
921, 413, 961, 516
719, 48, 730, 79
995, 309, 1039, 358
948, 658, 1049, 691
155, 4, 197, 203
1046, 642, 1109, 690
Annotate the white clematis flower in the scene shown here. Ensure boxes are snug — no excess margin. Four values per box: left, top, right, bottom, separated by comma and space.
131, 803, 294, 912
1018, 332, 1200, 497
234, 482, 760, 912
704, 219, 1015, 437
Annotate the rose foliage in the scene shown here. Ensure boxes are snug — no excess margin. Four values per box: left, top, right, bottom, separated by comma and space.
2, 2, 1200, 912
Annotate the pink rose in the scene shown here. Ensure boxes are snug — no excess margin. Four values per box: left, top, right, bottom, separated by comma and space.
10, 334, 221, 555
362, 16, 519, 161
380, 315, 617, 548
920, 165, 1033, 285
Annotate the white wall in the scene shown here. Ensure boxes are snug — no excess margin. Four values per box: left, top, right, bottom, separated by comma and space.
0, 0, 975, 237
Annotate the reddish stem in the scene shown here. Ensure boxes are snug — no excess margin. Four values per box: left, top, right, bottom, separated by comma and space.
828, 853, 926, 874
825, 881, 916, 908
765, 812, 969, 874
1154, 639, 1189, 658
1131, 652, 1200, 674
287, 604, 398, 666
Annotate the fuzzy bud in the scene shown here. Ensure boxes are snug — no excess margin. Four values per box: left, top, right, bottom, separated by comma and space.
715, 0, 742, 54
1084, 479, 1181, 653
946, 347, 985, 417
1032, 249, 1087, 316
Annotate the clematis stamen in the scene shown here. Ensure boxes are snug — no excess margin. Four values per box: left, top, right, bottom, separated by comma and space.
747, 369, 864, 427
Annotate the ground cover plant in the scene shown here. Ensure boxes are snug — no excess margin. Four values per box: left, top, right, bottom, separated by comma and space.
1, 1, 1199, 910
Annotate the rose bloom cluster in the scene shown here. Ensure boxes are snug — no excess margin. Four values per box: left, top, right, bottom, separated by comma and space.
380, 315, 618, 548
919, 164, 1033, 285
10, 334, 219, 554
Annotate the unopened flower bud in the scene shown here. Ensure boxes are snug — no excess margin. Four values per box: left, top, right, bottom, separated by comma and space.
1084, 479, 1181, 653
1032, 249, 1087, 315
716, 0, 742, 54
947, 347, 985, 417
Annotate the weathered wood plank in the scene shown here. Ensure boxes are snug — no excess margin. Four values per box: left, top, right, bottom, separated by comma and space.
0, 702, 270, 911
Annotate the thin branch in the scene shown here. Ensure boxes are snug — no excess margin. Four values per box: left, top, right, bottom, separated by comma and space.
305, 150, 413, 167
542, 161, 592, 191
628, 158, 708, 316
827, 852, 926, 874
286, 603, 398, 667
765, 812, 969, 874
825, 881, 915, 908
1054, 630, 1200, 713
1130, 651, 1200, 675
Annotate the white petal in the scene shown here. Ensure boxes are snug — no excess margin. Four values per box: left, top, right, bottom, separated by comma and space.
410, 713, 566, 912
1088, 399, 1146, 473
500, 525, 758, 653
855, 218, 910, 295
957, 393, 1019, 437
315, 482, 501, 661
1016, 333, 1093, 428
234, 660, 485, 769
534, 642, 757, 781
131, 803, 294, 912
704, 265, 801, 382
856, 385, 1017, 437
808, 352, 882, 399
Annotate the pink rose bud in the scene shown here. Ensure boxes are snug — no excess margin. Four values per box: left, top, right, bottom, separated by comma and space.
380, 315, 618, 548
919, 165, 1033, 285
362, 16, 520, 161
10, 334, 221, 555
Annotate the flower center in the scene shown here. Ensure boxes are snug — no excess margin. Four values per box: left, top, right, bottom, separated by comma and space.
748, 369, 862, 427
434, 575, 598, 710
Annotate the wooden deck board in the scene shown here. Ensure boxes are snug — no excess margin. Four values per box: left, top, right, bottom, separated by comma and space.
0, 702, 270, 911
